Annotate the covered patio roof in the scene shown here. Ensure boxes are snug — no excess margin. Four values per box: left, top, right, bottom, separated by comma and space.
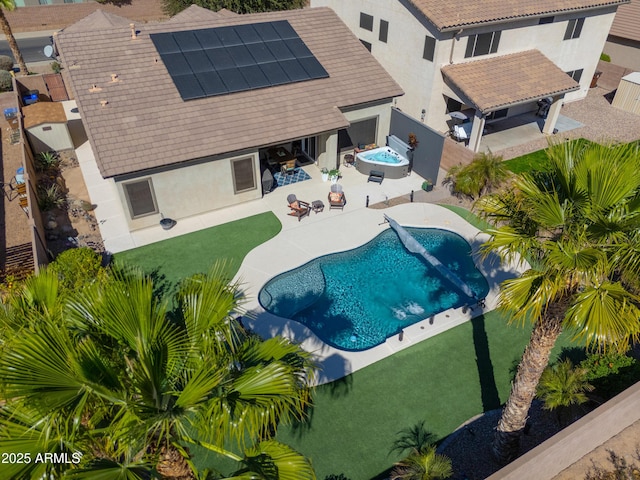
441, 50, 580, 114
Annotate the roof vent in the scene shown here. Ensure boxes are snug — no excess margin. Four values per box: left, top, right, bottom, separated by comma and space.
110, 74, 119, 83
130, 23, 137, 40
100, 100, 108, 107
89, 84, 102, 93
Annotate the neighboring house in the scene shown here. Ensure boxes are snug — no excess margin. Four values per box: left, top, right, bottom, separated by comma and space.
311, 0, 628, 151
604, 0, 640, 70
15, 0, 86, 6
54, 7, 402, 235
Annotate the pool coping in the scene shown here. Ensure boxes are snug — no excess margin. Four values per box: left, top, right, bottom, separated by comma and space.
234, 203, 526, 385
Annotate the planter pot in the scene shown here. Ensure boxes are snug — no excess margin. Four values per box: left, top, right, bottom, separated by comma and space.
330, 176, 339, 184
321, 173, 329, 182
422, 183, 433, 192
160, 218, 176, 230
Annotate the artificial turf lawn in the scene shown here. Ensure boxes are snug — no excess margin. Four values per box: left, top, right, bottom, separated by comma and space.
277, 309, 580, 479
114, 212, 281, 287
438, 204, 492, 231
502, 148, 550, 174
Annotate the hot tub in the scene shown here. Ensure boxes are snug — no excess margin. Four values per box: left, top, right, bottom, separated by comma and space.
355, 146, 409, 179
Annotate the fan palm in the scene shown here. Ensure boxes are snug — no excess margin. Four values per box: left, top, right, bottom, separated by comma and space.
0, 264, 317, 479
536, 358, 593, 426
476, 140, 640, 464
390, 445, 453, 480
0, 0, 28, 75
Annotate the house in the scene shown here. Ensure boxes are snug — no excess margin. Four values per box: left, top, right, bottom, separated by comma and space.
54, 7, 402, 237
310, 0, 629, 151
604, 0, 640, 70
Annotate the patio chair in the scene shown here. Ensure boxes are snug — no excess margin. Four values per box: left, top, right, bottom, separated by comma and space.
287, 193, 311, 221
328, 183, 346, 210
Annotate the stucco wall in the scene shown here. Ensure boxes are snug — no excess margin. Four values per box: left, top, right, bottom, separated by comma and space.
311, 2, 618, 133
604, 36, 640, 71
115, 152, 261, 231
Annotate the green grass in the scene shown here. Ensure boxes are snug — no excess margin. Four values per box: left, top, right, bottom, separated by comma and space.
277, 310, 580, 479
438, 204, 492, 231
114, 212, 281, 287
503, 148, 550, 174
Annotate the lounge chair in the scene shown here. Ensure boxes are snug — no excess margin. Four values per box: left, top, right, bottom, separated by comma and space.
328, 184, 346, 210
287, 193, 311, 221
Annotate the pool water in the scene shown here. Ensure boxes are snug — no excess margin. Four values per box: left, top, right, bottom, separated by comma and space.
258, 228, 489, 351
363, 150, 402, 164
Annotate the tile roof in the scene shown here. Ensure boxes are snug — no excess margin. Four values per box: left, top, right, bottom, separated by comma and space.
609, 0, 640, 41
22, 101, 67, 128
55, 6, 403, 178
408, 0, 630, 31
441, 50, 580, 113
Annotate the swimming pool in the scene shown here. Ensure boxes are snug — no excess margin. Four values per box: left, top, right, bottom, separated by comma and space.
258, 227, 489, 351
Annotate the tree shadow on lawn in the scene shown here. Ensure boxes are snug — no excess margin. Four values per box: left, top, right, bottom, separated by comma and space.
471, 314, 501, 411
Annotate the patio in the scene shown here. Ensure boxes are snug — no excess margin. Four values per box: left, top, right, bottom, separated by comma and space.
479, 111, 584, 153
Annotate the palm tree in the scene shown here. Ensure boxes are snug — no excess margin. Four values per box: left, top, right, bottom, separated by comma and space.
390, 445, 453, 480
0, 0, 28, 75
536, 358, 594, 426
0, 264, 317, 479
443, 150, 509, 199
476, 140, 640, 464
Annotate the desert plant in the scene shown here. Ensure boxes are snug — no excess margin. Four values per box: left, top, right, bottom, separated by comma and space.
536, 358, 593, 426
584, 448, 640, 480
50, 60, 61, 73
0, 54, 12, 71
391, 445, 453, 480
0, 69, 12, 91
36, 183, 65, 211
443, 151, 508, 199
36, 151, 59, 171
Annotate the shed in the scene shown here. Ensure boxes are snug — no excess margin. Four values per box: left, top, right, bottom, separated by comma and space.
22, 101, 73, 154
612, 72, 640, 115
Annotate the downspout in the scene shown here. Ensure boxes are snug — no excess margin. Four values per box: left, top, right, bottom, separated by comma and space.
449, 28, 464, 64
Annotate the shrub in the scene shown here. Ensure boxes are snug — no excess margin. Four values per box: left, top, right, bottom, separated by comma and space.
584, 449, 640, 480
580, 352, 640, 399
36, 151, 59, 171
0, 70, 13, 91
443, 151, 508, 199
0, 55, 13, 71
600, 52, 611, 62
50, 61, 61, 73
37, 183, 66, 211
48, 247, 108, 291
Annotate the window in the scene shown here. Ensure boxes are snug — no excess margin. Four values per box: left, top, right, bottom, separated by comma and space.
564, 18, 584, 40
360, 12, 374, 31
539, 16, 554, 24
464, 31, 501, 58
360, 39, 372, 52
231, 157, 256, 193
566, 69, 584, 83
486, 108, 508, 121
423, 36, 436, 61
338, 117, 378, 150
379, 20, 389, 43
446, 97, 463, 113
124, 179, 158, 219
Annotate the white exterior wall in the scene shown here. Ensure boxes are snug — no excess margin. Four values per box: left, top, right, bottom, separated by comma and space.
342, 102, 394, 149
312, 2, 618, 133
311, 0, 441, 123
116, 152, 261, 231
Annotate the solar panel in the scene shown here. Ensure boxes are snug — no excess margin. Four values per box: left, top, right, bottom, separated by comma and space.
151, 20, 330, 101
151, 33, 180, 54
172, 74, 205, 100
173, 31, 201, 52
266, 40, 295, 61
271, 20, 297, 40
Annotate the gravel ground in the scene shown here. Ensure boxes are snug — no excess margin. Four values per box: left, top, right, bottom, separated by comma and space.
438, 401, 563, 480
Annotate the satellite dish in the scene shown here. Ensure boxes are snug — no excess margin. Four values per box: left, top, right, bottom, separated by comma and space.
43, 45, 54, 58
